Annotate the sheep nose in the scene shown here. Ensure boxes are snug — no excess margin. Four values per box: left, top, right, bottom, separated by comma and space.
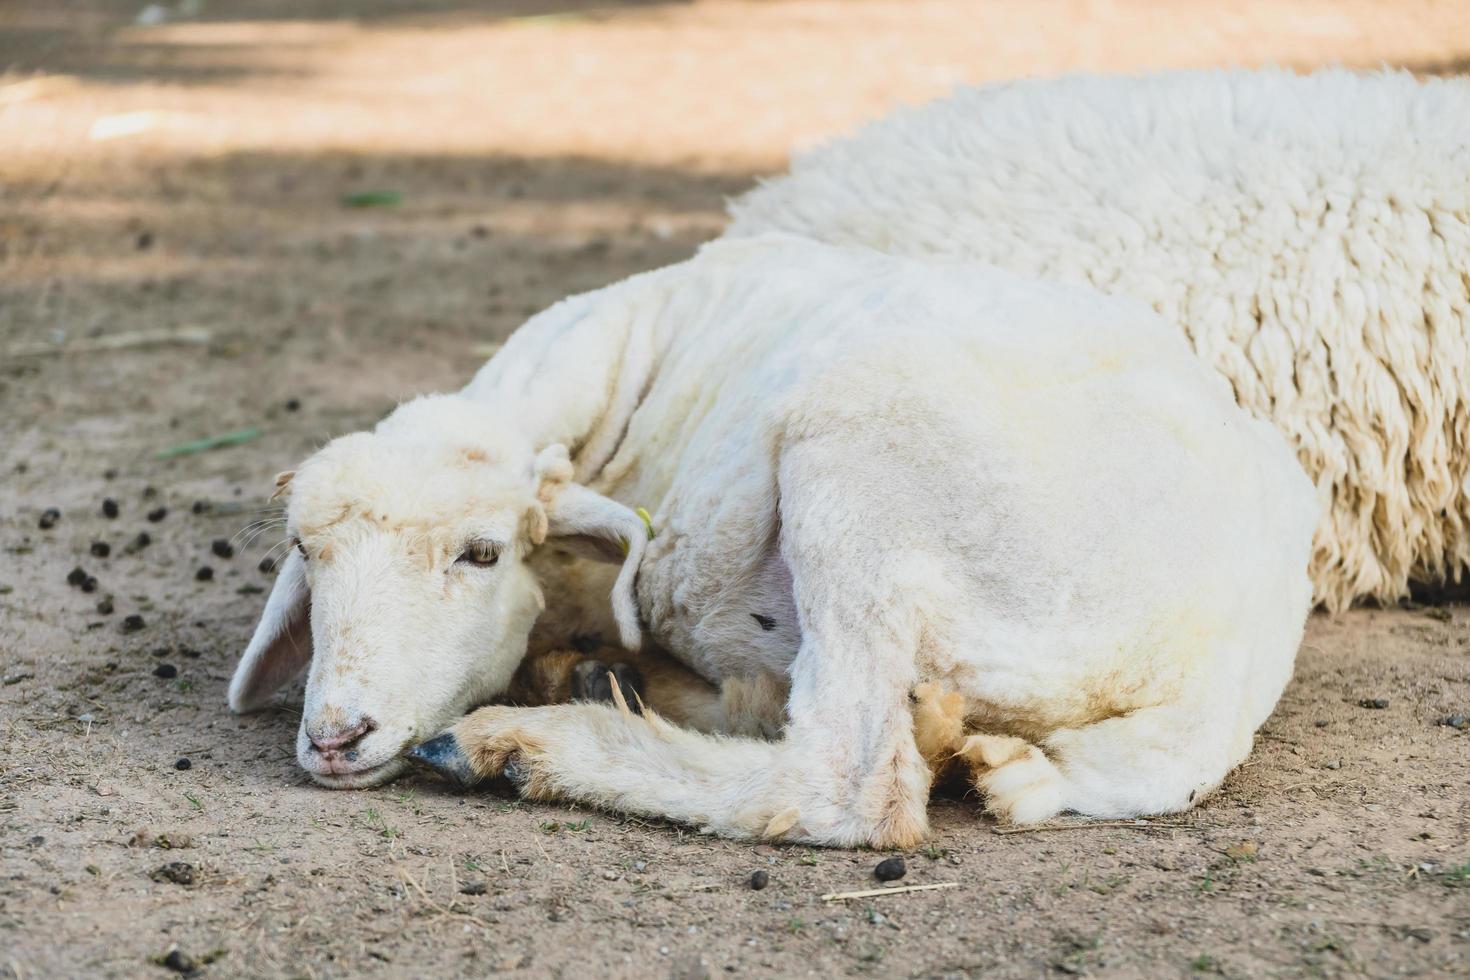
308, 717, 375, 755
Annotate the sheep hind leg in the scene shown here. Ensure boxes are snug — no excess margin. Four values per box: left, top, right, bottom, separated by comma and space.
958, 733, 1067, 825
962, 703, 1236, 823
908, 684, 1066, 821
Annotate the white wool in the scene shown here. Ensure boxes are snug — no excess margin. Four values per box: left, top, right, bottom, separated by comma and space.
727, 68, 1470, 610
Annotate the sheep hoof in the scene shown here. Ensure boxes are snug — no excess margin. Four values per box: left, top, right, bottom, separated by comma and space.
404, 733, 476, 787
570, 660, 645, 713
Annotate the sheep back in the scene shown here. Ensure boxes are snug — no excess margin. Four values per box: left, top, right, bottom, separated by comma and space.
727, 68, 1470, 610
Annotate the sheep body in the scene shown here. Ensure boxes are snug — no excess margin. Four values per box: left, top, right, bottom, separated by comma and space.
432, 234, 1317, 840
234, 233, 1319, 839
727, 68, 1470, 610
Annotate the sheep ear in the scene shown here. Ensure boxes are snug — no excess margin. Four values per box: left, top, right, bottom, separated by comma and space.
542, 482, 648, 651
228, 548, 312, 713
270, 470, 295, 502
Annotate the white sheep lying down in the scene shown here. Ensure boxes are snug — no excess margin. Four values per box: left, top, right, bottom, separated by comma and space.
230, 235, 1316, 845
728, 68, 1470, 612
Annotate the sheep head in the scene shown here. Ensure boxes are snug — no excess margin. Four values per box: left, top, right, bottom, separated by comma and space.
226, 394, 650, 789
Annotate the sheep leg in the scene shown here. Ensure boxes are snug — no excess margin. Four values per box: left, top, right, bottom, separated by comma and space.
407, 658, 925, 848
406, 608, 927, 846
957, 733, 1067, 824
950, 697, 1241, 823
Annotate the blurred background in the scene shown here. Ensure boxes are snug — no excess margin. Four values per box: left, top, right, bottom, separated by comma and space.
4, 2, 1469, 424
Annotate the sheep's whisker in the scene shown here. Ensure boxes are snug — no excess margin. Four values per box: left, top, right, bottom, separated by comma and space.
233, 517, 286, 550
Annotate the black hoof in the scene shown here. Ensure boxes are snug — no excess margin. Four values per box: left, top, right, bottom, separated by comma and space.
570, 659, 610, 701
404, 732, 477, 787
570, 659, 645, 713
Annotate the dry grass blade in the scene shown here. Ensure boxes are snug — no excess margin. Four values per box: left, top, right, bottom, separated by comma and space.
821, 882, 958, 901
992, 819, 1196, 835
6, 327, 212, 358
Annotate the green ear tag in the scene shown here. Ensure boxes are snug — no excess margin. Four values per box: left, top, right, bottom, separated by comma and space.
635, 507, 656, 540
619, 508, 656, 557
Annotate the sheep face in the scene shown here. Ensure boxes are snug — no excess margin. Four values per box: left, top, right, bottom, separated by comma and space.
228, 396, 650, 788
228, 398, 544, 787
294, 435, 542, 786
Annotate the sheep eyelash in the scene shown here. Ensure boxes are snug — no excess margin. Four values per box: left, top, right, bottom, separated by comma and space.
455, 540, 501, 568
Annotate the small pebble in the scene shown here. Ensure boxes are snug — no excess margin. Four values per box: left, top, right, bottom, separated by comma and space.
211, 538, 234, 559
67, 566, 88, 587
136, 230, 153, 250
102, 498, 119, 518
147, 506, 168, 523
152, 862, 197, 886
1357, 698, 1389, 710
123, 532, 151, 554
153, 663, 177, 679
174, 758, 192, 771
90, 541, 111, 558
103, 468, 118, 480
195, 566, 214, 582
162, 949, 195, 974
191, 500, 211, 515
284, 398, 301, 412
749, 869, 769, 890
1439, 713, 1468, 730
873, 856, 907, 882
81, 576, 98, 593
96, 597, 114, 615
122, 614, 146, 633
459, 880, 487, 895
181, 647, 202, 659
38, 508, 61, 530
258, 556, 277, 574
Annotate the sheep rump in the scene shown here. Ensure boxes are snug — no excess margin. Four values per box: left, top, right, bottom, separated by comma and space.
727, 68, 1470, 611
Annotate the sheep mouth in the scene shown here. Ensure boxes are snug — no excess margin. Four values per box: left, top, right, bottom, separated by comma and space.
306, 756, 409, 790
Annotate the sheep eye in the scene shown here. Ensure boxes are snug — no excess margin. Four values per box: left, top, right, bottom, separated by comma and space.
456, 541, 500, 567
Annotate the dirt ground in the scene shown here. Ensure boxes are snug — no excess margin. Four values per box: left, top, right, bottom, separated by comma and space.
2, 2, 1469, 977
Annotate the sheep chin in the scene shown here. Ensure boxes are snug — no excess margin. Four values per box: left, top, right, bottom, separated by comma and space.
306, 757, 409, 790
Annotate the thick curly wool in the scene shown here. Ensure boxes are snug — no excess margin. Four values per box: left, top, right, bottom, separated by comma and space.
727, 68, 1470, 610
